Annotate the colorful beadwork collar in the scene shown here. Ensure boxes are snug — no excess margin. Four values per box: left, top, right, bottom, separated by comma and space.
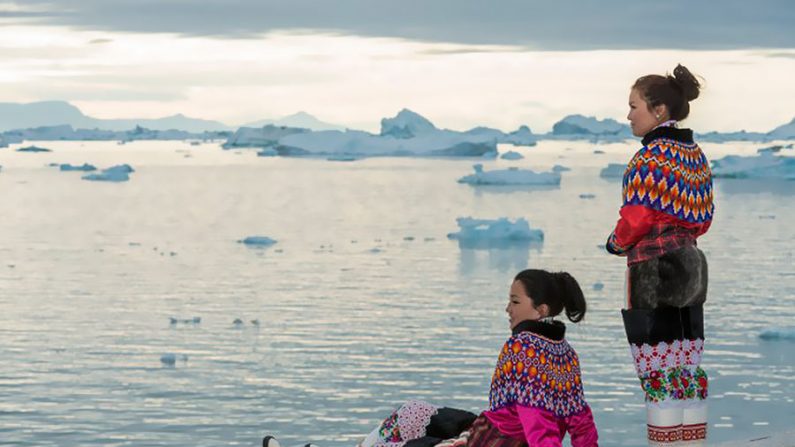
512, 319, 566, 340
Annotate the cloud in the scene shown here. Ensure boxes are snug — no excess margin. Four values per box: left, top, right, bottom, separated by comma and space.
4, 0, 794, 50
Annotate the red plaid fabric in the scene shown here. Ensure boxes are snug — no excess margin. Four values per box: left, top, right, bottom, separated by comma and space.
626, 224, 697, 265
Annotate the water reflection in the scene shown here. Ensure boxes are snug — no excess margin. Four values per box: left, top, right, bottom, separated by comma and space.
456, 239, 542, 274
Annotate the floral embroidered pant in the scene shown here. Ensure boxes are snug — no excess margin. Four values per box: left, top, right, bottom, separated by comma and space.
622, 304, 708, 446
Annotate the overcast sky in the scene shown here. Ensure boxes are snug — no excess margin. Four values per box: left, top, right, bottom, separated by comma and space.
1, 0, 794, 132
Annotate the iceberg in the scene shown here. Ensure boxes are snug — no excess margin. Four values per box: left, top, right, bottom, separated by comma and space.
222, 125, 308, 149
551, 115, 632, 139
447, 217, 544, 245
380, 108, 437, 138
16, 145, 52, 153
458, 164, 560, 186
59, 163, 97, 172
759, 327, 795, 340
711, 152, 795, 179
600, 163, 627, 178
768, 117, 795, 139
502, 125, 537, 146
238, 236, 277, 247
757, 143, 793, 154
81, 164, 134, 182
277, 127, 497, 157
500, 150, 524, 160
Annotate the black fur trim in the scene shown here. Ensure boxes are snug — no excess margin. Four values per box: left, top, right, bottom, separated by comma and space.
622, 304, 704, 345
512, 319, 566, 340
642, 127, 694, 146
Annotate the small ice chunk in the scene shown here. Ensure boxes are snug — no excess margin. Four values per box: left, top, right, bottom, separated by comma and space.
238, 236, 277, 247
327, 154, 359, 161
160, 354, 177, 365
552, 164, 571, 172
16, 145, 52, 153
593, 282, 604, 291
600, 163, 626, 178
759, 327, 795, 340
458, 164, 561, 186
82, 164, 134, 182
579, 193, 596, 199
500, 151, 524, 160
257, 148, 278, 157
593, 149, 605, 154
59, 163, 97, 172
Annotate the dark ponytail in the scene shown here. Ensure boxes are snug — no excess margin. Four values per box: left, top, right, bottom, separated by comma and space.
633, 64, 703, 121
513, 269, 587, 324
553, 272, 586, 323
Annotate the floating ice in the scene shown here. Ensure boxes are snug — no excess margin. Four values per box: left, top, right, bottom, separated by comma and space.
552, 164, 571, 172
160, 353, 188, 366
238, 236, 277, 247
759, 327, 795, 340
327, 154, 360, 162
600, 163, 627, 178
757, 143, 793, 154
82, 164, 134, 182
16, 145, 52, 153
579, 193, 596, 199
552, 115, 632, 138
257, 148, 278, 157
458, 164, 561, 186
59, 163, 97, 172
712, 152, 795, 179
169, 316, 201, 325
500, 151, 524, 160
593, 282, 604, 291
447, 217, 544, 243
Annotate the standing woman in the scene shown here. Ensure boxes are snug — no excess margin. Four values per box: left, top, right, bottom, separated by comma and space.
606, 64, 714, 446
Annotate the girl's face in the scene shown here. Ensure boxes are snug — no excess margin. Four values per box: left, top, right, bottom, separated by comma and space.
627, 88, 665, 137
506, 280, 546, 329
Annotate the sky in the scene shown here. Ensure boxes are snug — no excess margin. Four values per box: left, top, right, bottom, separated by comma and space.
1, 0, 794, 133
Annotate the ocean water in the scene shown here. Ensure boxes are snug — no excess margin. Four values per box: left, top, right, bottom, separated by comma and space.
0, 140, 792, 447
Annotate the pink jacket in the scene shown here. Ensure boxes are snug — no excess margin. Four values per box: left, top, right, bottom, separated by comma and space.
484, 405, 598, 447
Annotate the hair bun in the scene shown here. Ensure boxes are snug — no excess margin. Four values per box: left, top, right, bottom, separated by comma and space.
671, 64, 701, 102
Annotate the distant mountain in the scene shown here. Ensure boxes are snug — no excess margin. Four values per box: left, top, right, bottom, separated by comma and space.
242, 112, 345, 131
0, 101, 232, 132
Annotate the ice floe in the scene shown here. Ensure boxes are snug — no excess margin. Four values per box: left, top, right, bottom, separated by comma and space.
447, 217, 544, 244
82, 164, 134, 182
457, 164, 561, 186
711, 152, 795, 179
600, 163, 627, 178
58, 163, 97, 172
500, 150, 524, 160
238, 236, 277, 247
759, 327, 795, 340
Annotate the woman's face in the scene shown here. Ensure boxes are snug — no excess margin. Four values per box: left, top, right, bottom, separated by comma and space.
627, 88, 663, 137
506, 280, 546, 329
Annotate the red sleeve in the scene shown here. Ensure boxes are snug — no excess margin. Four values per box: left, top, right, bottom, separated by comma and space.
516, 405, 564, 446
606, 204, 656, 255
566, 406, 599, 447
